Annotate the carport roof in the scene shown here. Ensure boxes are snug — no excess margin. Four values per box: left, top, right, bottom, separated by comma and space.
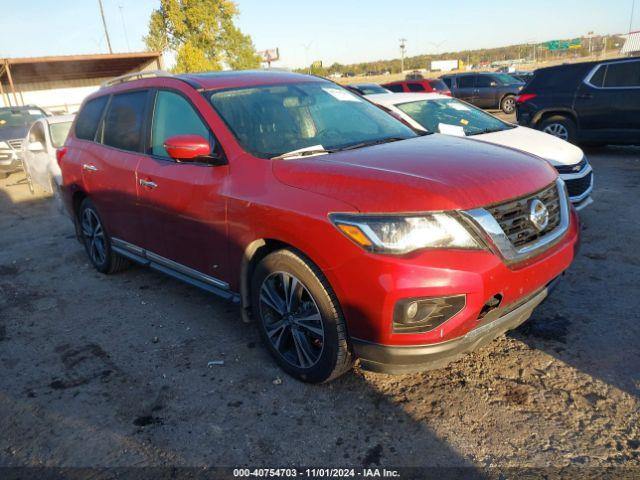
0, 52, 162, 85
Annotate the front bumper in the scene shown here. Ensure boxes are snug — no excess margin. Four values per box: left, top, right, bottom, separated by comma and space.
353, 277, 560, 374
559, 164, 594, 210
0, 147, 22, 174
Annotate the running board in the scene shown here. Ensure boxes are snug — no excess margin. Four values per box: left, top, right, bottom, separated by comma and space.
111, 239, 240, 304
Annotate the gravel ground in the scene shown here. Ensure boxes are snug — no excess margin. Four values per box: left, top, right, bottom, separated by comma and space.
0, 145, 639, 473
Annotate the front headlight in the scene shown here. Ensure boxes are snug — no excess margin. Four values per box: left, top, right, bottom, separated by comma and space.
0, 141, 9, 149
329, 213, 482, 254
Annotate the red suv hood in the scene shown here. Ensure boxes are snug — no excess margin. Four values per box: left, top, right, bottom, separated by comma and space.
273, 134, 558, 212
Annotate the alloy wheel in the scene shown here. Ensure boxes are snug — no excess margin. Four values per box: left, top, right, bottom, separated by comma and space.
543, 123, 569, 141
259, 271, 324, 369
80, 208, 107, 265
503, 98, 516, 113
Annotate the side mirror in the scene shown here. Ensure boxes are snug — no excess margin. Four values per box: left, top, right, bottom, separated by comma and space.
163, 134, 222, 164
28, 141, 45, 152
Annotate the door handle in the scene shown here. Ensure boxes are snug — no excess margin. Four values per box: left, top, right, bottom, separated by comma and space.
82, 163, 98, 172
578, 93, 594, 100
139, 179, 157, 189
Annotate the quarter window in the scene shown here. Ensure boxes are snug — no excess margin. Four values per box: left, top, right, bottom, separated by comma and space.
603, 61, 640, 88
151, 91, 211, 158
101, 91, 148, 152
75, 96, 108, 141
589, 65, 606, 87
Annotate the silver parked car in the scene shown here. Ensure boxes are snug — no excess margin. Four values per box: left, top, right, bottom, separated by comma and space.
22, 114, 74, 194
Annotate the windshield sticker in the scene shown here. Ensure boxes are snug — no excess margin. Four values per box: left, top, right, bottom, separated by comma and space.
438, 123, 466, 136
322, 88, 361, 102
460, 118, 469, 125
450, 103, 470, 111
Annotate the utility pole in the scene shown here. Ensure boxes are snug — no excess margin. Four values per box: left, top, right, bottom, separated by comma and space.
119, 5, 130, 52
630, 0, 636, 33
98, 0, 113, 54
399, 38, 407, 73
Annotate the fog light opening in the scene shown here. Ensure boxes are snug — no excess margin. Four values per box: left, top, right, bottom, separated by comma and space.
393, 295, 466, 334
478, 294, 503, 320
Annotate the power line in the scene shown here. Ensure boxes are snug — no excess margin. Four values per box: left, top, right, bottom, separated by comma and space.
119, 5, 131, 52
98, 0, 113, 54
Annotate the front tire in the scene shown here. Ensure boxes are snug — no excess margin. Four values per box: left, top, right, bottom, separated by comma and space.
500, 95, 516, 114
539, 115, 577, 143
78, 198, 130, 274
251, 249, 353, 383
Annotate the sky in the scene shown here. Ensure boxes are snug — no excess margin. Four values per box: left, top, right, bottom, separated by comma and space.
0, 0, 637, 69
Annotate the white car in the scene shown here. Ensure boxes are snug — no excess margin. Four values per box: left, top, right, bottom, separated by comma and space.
368, 93, 593, 210
22, 115, 74, 194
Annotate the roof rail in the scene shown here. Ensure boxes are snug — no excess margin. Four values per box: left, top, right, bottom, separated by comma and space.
101, 70, 172, 88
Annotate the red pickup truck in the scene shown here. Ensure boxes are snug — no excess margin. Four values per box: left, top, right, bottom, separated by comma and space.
59, 70, 579, 383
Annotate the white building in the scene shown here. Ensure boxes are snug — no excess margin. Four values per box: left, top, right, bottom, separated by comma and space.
621, 31, 640, 57
0, 52, 163, 114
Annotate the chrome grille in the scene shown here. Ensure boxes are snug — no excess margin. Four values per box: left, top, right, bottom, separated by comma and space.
7, 139, 23, 150
487, 183, 561, 249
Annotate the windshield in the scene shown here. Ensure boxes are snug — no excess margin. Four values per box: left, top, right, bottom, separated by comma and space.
208, 82, 416, 158
493, 73, 523, 85
49, 121, 73, 148
395, 98, 512, 136
0, 108, 46, 129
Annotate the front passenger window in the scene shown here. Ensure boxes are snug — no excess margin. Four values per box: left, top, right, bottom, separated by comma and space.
151, 91, 211, 158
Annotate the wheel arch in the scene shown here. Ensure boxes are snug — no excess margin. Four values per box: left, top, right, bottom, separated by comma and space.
239, 238, 323, 323
532, 109, 579, 129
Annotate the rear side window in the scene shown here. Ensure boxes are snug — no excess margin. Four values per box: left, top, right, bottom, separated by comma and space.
602, 61, 640, 88
384, 84, 404, 92
441, 77, 452, 88
407, 83, 426, 92
75, 96, 108, 141
101, 91, 148, 152
457, 76, 475, 88
151, 90, 211, 158
428, 79, 448, 91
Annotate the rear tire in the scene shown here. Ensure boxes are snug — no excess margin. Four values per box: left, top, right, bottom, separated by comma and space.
500, 95, 516, 114
78, 198, 130, 274
539, 115, 577, 144
251, 249, 354, 383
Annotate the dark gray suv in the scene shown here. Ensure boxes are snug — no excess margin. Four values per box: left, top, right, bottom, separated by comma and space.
440, 72, 525, 114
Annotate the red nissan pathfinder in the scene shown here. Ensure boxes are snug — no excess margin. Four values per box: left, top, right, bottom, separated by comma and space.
58, 71, 579, 383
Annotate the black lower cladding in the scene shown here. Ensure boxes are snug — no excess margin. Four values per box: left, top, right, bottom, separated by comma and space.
565, 171, 593, 198
353, 276, 562, 374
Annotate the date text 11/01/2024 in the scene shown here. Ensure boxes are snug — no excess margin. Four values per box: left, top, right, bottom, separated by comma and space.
233, 468, 401, 477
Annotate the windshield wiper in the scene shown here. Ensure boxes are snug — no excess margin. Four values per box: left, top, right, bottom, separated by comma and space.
271, 146, 332, 160
334, 136, 407, 152
467, 127, 506, 136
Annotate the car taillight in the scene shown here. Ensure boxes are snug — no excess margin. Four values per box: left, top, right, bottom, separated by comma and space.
516, 93, 537, 104
56, 147, 67, 167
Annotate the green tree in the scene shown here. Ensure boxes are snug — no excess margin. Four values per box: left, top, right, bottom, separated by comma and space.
144, 0, 261, 73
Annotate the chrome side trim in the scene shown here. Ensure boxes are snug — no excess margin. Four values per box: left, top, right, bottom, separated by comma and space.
111, 237, 236, 300
583, 59, 640, 90
145, 251, 229, 289
461, 178, 570, 265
